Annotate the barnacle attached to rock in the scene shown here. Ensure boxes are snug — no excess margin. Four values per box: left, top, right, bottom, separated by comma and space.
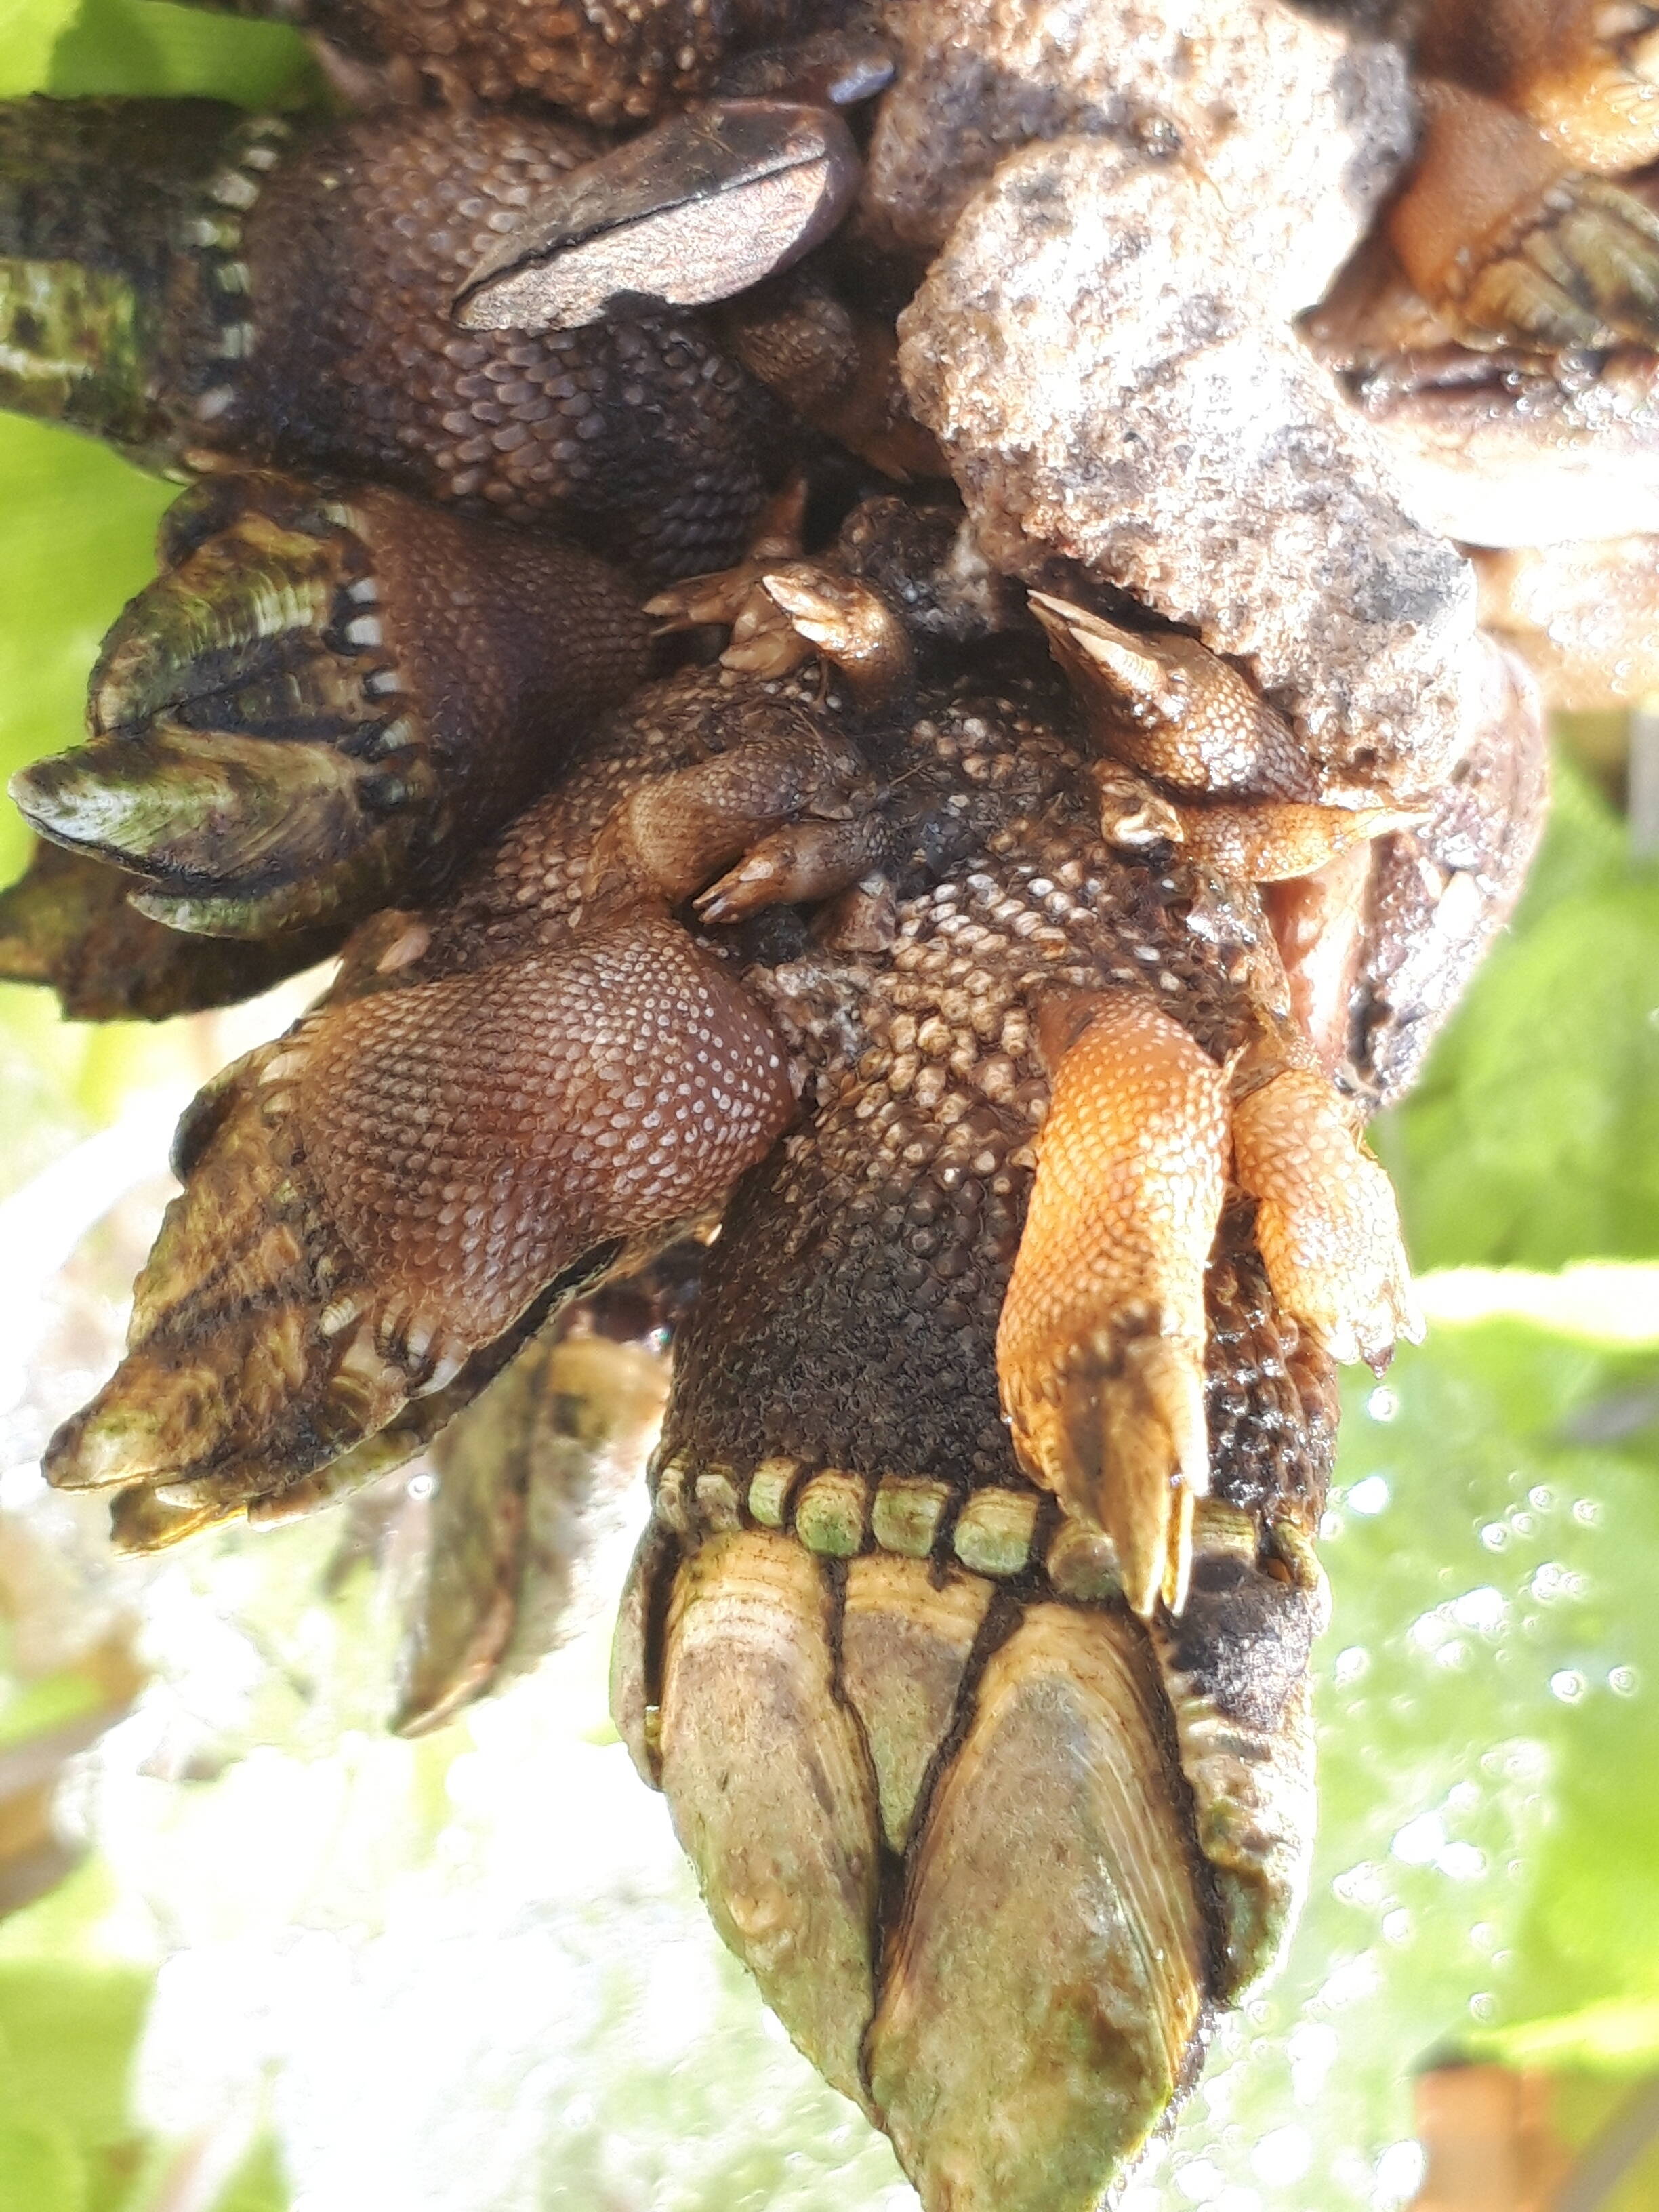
12, 468, 649, 935
604, 529, 1399, 2207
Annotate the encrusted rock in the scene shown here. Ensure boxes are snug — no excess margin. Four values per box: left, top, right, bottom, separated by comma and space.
899, 137, 1487, 798
865, 0, 1414, 316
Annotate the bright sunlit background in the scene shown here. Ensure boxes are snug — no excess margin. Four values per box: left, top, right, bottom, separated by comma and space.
1, 5, 1659, 2207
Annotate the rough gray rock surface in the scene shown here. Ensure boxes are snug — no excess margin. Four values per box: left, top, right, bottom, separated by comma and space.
865, 0, 1416, 316
896, 132, 1486, 799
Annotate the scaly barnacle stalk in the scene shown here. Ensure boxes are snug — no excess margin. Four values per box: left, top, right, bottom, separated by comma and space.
12, 469, 650, 934
47, 908, 794, 1517
0, 97, 789, 577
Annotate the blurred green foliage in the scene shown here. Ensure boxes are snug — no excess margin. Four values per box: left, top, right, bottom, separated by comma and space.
0, 0, 1657, 2203
1379, 766, 1659, 1272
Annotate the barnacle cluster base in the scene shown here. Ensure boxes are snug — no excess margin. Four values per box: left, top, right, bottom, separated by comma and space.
1, 0, 1654, 2205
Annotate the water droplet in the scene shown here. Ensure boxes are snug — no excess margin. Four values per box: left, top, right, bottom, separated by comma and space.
1439, 1841, 1486, 1881
1375, 2142, 1425, 2207
1252, 2127, 1311, 2186
1549, 1668, 1586, 1703
1391, 1811, 1446, 1865
1453, 1585, 1505, 1632
1610, 1665, 1639, 1696
1382, 1908, 1412, 1944
1469, 1991, 1498, 2022
1510, 1511, 1536, 1538
1348, 1474, 1390, 1516
1572, 1497, 1602, 1527
406, 1471, 436, 1500
1367, 1385, 1399, 1423
1333, 1645, 1370, 1687
1174, 2156, 1225, 2203
1528, 1486, 1555, 1513
1481, 1523, 1509, 1552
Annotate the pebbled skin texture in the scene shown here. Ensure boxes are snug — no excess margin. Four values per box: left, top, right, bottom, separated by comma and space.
231, 106, 787, 570
0, 97, 791, 577
190, 0, 819, 125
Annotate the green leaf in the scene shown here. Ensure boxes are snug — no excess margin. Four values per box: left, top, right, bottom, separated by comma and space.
211, 2133, 291, 2212
0, 1669, 106, 1753
1158, 1276, 1659, 2200
0, 419, 173, 885
0, 0, 83, 94
49, 0, 317, 105
0, 1966, 150, 2152
1471, 1996, 1659, 2076
1379, 762, 1659, 1271
0, 2120, 85, 2212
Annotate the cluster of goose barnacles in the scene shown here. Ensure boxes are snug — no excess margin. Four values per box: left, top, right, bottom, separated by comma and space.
0, 0, 1654, 2205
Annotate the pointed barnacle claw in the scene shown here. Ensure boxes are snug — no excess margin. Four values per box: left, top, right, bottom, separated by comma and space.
867, 1601, 1212, 2211
11, 471, 648, 936
1027, 592, 1317, 802
760, 564, 914, 709
647, 563, 805, 670
455, 100, 861, 333
642, 483, 814, 665
1090, 763, 1422, 884
996, 991, 1229, 1620
1229, 1050, 1424, 1371
44, 911, 794, 1514
695, 810, 888, 923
